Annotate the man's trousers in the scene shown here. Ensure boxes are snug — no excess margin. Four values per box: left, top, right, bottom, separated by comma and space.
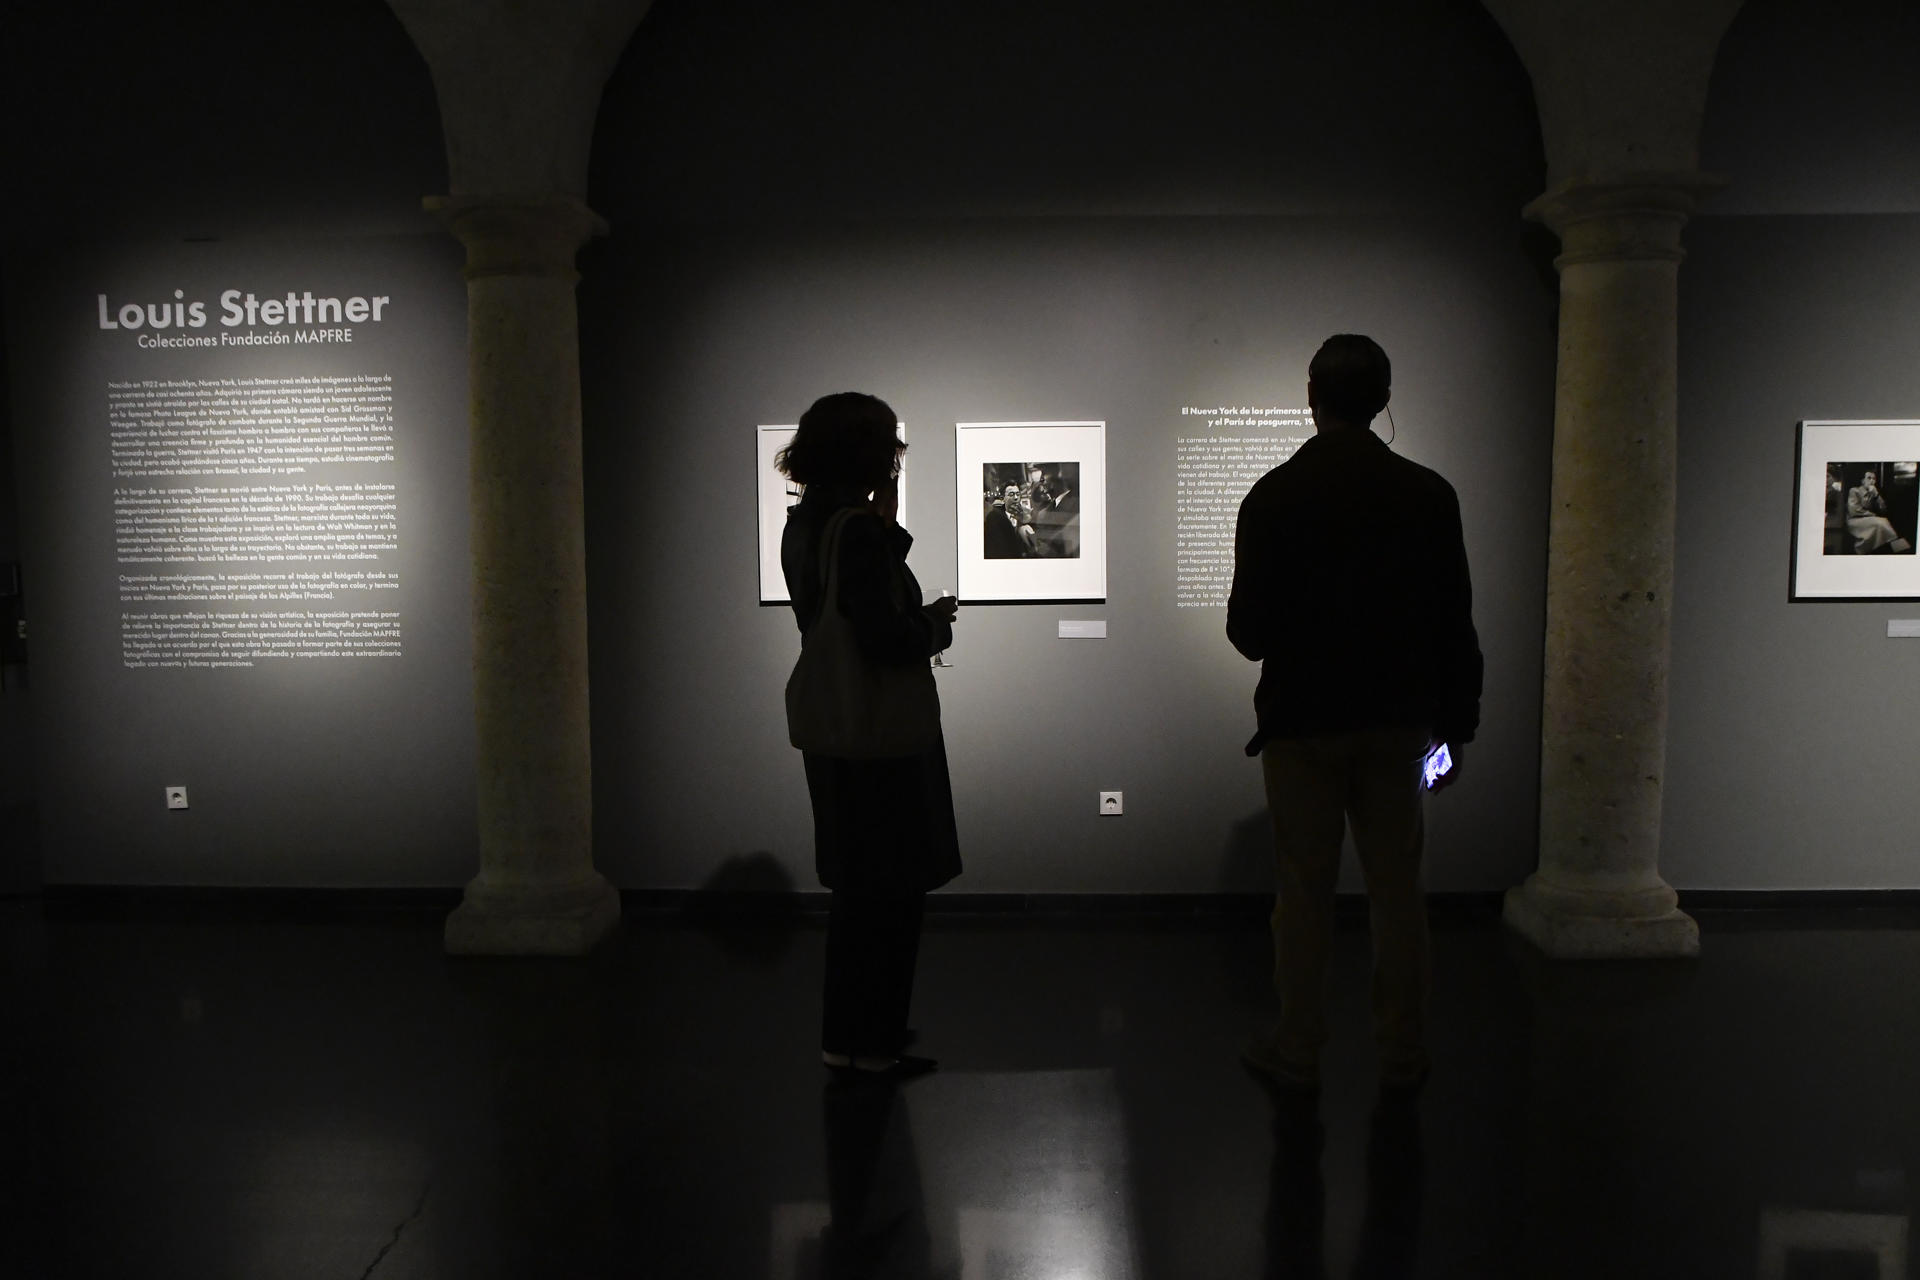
1260, 725, 1432, 1076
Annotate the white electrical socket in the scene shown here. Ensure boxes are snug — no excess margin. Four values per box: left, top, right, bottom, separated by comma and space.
165, 786, 189, 810
1099, 791, 1123, 815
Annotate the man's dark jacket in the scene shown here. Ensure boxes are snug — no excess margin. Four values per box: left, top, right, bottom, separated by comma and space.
1226, 427, 1482, 756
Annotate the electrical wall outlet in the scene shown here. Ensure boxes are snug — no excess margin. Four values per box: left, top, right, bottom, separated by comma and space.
165, 786, 189, 810
1099, 791, 1123, 815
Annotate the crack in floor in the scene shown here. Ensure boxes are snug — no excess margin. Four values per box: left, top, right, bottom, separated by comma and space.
357, 1177, 431, 1280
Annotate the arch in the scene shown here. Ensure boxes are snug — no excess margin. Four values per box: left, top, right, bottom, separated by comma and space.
1, 0, 446, 243
588, 0, 1545, 222
1701, 0, 1920, 214
384, 0, 654, 198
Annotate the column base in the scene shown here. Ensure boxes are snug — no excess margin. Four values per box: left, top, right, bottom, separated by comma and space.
1503, 878, 1699, 960
445, 873, 621, 957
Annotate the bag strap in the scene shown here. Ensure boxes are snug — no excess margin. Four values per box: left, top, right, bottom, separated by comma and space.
805, 507, 858, 638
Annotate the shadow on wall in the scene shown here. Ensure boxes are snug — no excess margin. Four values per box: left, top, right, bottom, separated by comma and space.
690, 852, 803, 966
1219, 808, 1274, 894
0, 657, 31, 892
1216, 808, 1280, 1004
0, 802, 37, 895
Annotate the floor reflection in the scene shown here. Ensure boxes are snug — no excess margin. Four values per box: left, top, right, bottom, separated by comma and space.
815, 1079, 934, 1278
791, 1070, 1140, 1280
20, 907, 1920, 1277
1263, 1089, 1327, 1275
1261, 1089, 1424, 1279
229, 1129, 433, 1279
1755, 1206, 1908, 1279
1352, 1096, 1423, 1278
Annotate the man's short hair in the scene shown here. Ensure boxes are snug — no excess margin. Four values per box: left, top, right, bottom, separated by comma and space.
1308, 334, 1391, 423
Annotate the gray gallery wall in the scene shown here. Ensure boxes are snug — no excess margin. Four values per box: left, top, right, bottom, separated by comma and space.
0, 302, 25, 823
581, 0, 1557, 894
579, 216, 1555, 894
1659, 0, 1920, 888
12, 0, 1920, 894
1670, 215, 1920, 889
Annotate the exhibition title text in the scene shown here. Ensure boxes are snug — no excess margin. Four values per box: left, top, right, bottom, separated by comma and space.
99, 290, 392, 331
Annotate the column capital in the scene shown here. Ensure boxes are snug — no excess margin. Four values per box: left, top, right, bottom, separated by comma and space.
1523, 172, 1728, 266
423, 193, 608, 281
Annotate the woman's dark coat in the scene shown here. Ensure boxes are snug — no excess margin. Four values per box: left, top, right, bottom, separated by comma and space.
783, 487, 962, 893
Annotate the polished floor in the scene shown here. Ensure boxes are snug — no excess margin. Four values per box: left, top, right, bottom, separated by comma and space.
2, 900, 1918, 1279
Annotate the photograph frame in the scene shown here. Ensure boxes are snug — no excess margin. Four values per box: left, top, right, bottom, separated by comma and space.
955, 420, 1106, 604
756, 422, 907, 605
1790, 420, 1920, 602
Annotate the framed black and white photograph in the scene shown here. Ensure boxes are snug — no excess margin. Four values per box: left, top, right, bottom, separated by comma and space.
1792, 420, 1920, 601
757, 422, 908, 604
955, 421, 1105, 602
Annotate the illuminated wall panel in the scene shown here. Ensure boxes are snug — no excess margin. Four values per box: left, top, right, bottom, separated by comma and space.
6, 236, 472, 885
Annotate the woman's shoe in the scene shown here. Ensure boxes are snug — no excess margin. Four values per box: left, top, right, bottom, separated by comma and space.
868, 1053, 937, 1081
822, 1030, 920, 1068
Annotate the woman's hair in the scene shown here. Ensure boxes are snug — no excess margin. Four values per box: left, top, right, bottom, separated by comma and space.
775, 392, 905, 490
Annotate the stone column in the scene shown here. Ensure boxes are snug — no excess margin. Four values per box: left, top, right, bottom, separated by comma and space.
1503, 174, 1721, 960
431, 193, 621, 956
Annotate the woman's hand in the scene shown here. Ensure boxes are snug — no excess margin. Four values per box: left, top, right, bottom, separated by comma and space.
924, 595, 959, 625
871, 478, 900, 525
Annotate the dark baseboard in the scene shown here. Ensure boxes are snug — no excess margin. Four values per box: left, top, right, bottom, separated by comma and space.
33, 884, 463, 922
636, 889, 1508, 924
27, 885, 1498, 924
1679, 889, 1920, 929
1679, 889, 1920, 910
20, 884, 1920, 929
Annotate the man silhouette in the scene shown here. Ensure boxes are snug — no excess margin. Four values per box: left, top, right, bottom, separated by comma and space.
1227, 333, 1482, 1093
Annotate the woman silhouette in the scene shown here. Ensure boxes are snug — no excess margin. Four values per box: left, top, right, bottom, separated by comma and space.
778, 392, 962, 1079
